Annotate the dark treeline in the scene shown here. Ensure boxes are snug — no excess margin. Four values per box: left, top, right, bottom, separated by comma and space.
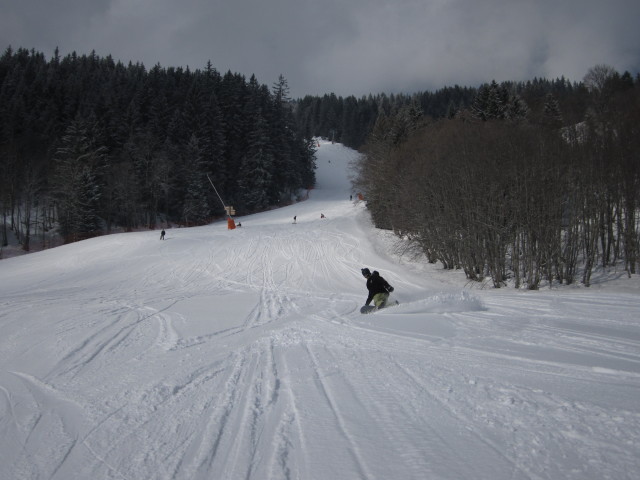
294, 75, 588, 152
295, 86, 476, 151
1, 47, 315, 250
353, 65, 640, 288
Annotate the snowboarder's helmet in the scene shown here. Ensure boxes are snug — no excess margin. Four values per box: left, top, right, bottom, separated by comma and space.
361, 268, 371, 277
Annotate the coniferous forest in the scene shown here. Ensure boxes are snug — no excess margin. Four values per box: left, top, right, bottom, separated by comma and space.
1, 47, 639, 289
1, 47, 316, 249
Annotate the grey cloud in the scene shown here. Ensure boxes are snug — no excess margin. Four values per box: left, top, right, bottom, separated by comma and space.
1, 0, 638, 97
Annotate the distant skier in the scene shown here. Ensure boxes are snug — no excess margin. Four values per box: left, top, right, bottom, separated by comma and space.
361, 268, 394, 310
321, 213, 325, 218
293, 216, 297, 224
160, 229, 165, 240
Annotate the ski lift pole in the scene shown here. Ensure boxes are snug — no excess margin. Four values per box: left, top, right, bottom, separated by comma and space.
206, 174, 236, 230
206, 174, 226, 211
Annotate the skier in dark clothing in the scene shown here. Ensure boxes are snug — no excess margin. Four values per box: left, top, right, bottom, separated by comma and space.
361, 268, 394, 310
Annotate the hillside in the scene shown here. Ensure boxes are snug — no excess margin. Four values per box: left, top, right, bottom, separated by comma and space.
1, 140, 639, 480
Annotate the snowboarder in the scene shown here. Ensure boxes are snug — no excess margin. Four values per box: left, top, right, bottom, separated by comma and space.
361, 268, 394, 310
321, 213, 325, 219
160, 229, 165, 240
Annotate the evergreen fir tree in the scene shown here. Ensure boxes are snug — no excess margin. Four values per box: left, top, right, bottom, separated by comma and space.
181, 135, 210, 225
470, 83, 492, 121
53, 117, 106, 242
543, 93, 563, 129
198, 92, 227, 213
238, 113, 273, 212
506, 94, 529, 121
76, 167, 102, 235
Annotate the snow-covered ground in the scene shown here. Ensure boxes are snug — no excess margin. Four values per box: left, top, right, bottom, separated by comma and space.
1, 140, 640, 480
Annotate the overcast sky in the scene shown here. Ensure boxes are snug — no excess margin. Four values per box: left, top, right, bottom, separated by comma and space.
2, 0, 639, 98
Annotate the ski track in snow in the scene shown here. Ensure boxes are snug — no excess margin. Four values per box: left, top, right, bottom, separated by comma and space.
1, 140, 640, 479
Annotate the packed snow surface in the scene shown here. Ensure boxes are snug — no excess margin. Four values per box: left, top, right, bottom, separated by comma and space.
1, 140, 640, 480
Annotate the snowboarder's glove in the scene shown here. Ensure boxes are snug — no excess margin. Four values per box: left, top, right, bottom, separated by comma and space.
386, 286, 394, 293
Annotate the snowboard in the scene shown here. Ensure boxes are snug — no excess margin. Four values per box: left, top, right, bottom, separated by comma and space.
360, 300, 399, 314
360, 305, 377, 314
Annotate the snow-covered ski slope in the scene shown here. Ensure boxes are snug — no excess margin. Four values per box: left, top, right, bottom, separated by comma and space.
1, 140, 640, 480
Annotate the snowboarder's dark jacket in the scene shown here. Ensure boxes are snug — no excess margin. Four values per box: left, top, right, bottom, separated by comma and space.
365, 271, 393, 305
